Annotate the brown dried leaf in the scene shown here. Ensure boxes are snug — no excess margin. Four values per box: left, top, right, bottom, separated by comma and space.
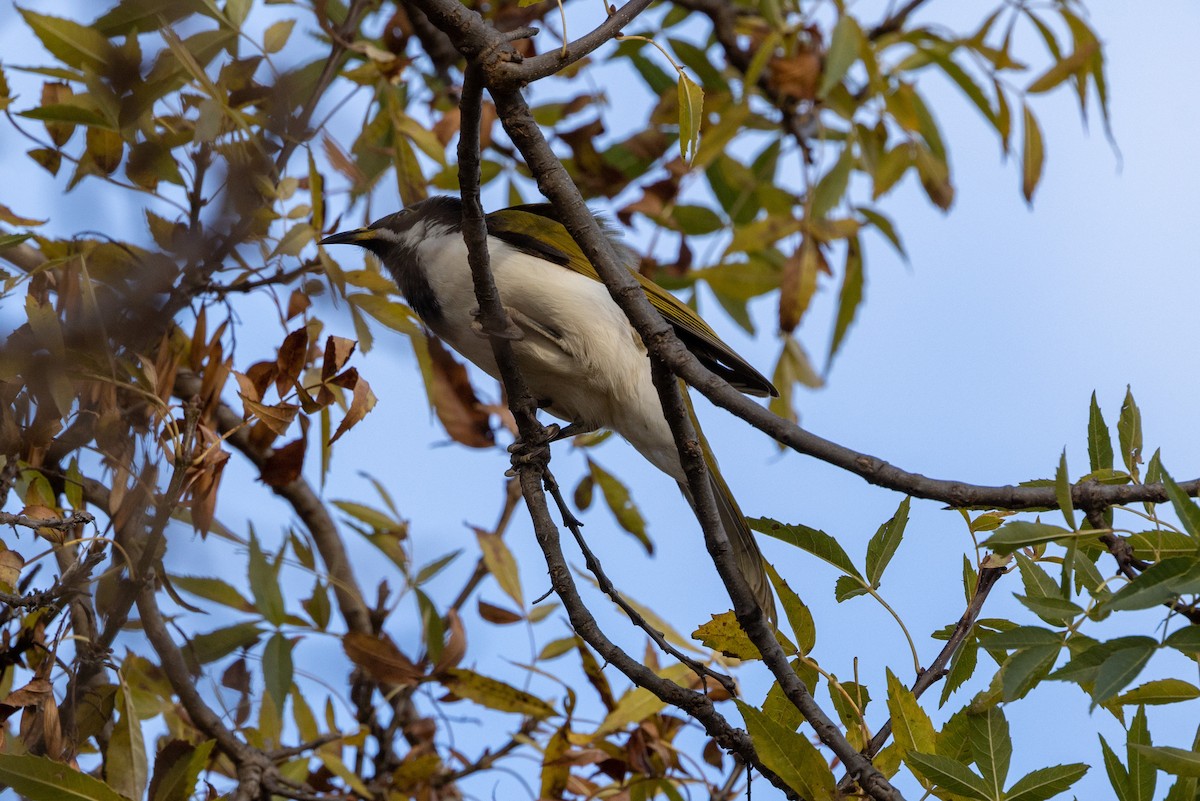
222, 658, 252, 727
40, 82, 75, 147
343, 631, 423, 686
432, 107, 461, 146
0, 549, 24, 590
329, 373, 376, 444
428, 338, 493, 448
322, 335, 357, 381
431, 608, 466, 676
274, 327, 309, 398
778, 237, 826, 334
239, 395, 299, 438
767, 47, 821, 102
286, 289, 310, 320
321, 134, 365, 186
0, 204, 48, 227
261, 437, 306, 487
478, 600, 523, 625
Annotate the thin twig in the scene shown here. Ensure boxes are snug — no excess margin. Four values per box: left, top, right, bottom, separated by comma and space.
541, 468, 739, 696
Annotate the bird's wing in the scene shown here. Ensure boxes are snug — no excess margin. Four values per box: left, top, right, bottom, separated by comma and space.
486, 206, 778, 398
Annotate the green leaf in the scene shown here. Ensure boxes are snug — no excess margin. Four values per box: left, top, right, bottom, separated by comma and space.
810, 145, 854, 219
751, 518, 863, 578
1130, 745, 1200, 778
1160, 467, 1200, 541
886, 669, 936, 758
1100, 734, 1134, 801
1088, 391, 1114, 471
263, 18, 295, 54
1128, 530, 1198, 560
677, 73, 704, 162
148, 739, 215, 801
1165, 626, 1200, 657
588, 458, 651, 554
1115, 679, 1200, 706
107, 683, 147, 801
1002, 644, 1060, 701
1127, 705, 1156, 801
0, 754, 130, 801
983, 626, 1062, 650
1101, 557, 1200, 612
905, 751, 992, 800
248, 532, 286, 626
166, 573, 253, 609
185, 622, 262, 666
93, 0, 210, 36
1055, 450, 1076, 529
827, 234, 863, 367
19, 7, 117, 72
1005, 763, 1090, 801
262, 632, 294, 715
818, 15, 862, 98
866, 496, 909, 587
736, 700, 838, 800
1117, 387, 1143, 479
1014, 593, 1083, 625
671, 204, 724, 235
982, 521, 1071, 554
765, 562, 816, 654
0, 233, 33, 250
1092, 638, 1158, 704
857, 206, 906, 259
969, 705, 1011, 796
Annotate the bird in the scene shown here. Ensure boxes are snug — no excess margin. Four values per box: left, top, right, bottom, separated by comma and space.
321, 196, 779, 622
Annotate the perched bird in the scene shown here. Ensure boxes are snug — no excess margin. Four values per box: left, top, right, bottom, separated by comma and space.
322, 196, 779, 621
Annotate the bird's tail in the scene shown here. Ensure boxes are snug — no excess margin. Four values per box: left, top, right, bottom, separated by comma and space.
679, 389, 777, 624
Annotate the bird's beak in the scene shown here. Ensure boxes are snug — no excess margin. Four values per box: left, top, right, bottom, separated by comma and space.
320, 228, 375, 246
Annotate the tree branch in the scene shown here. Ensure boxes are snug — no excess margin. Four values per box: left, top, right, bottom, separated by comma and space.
488, 83, 904, 801
455, 58, 799, 800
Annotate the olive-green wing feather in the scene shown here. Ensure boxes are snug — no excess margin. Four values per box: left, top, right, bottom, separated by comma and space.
487, 207, 778, 398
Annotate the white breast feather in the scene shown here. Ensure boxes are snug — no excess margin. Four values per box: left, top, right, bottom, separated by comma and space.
412, 232, 682, 477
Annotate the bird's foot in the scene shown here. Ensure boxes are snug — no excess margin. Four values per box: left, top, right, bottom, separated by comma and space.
504, 426, 554, 477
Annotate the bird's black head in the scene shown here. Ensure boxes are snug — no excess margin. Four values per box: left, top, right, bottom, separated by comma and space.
320, 196, 464, 322
319, 195, 463, 260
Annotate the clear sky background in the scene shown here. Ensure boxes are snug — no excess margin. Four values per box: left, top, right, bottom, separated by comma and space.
2, 1, 1199, 799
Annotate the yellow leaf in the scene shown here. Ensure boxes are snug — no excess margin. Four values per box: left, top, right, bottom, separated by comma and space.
442, 668, 555, 718
475, 529, 523, 607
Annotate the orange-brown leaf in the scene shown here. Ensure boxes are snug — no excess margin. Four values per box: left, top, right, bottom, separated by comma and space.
343, 632, 423, 686
239, 395, 299, 437
478, 600, 523, 625
286, 289, 311, 320
261, 437, 306, 487
329, 373, 375, 444
428, 338, 493, 448
431, 608, 466, 676
274, 327, 309, 398
322, 335, 357, 381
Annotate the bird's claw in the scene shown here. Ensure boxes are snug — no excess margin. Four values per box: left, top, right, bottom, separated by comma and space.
504, 427, 556, 477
